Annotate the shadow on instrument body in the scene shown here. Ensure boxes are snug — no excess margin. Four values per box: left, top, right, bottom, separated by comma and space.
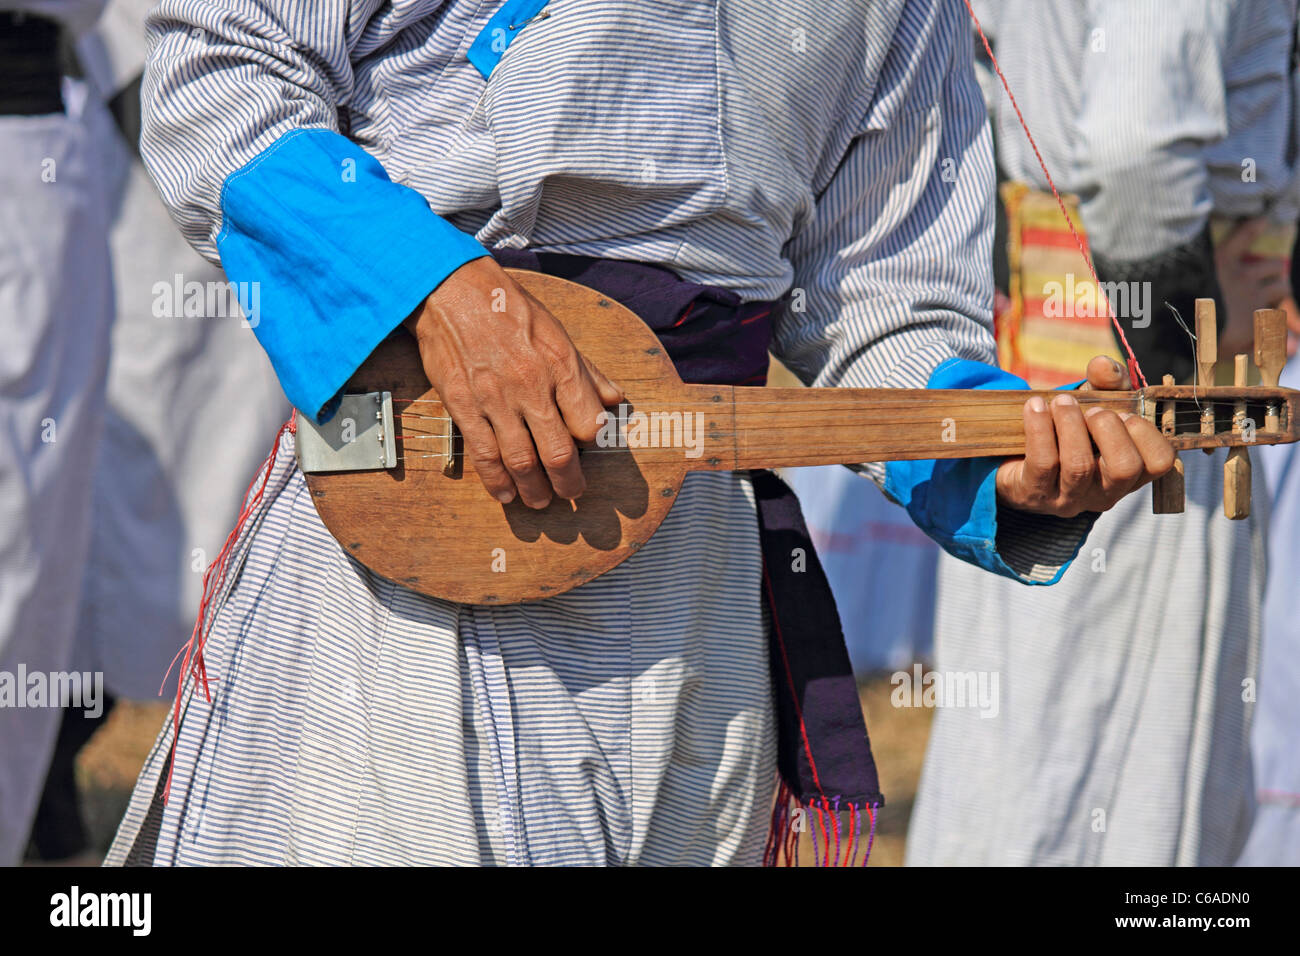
501, 444, 650, 550
306, 271, 688, 604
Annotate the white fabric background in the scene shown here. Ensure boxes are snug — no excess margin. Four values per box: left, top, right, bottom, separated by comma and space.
0, 80, 115, 865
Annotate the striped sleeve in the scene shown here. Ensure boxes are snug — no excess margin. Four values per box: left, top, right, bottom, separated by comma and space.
772, 0, 998, 419
772, 0, 1092, 586
140, 1, 487, 421
1207, 0, 1299, 222
141, 0, 390, 259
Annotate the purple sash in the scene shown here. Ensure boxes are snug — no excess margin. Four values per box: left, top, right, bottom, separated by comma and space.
494, 250, 884, 864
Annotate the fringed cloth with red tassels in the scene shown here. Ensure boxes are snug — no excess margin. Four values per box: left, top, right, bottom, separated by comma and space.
767, 781, 880, 867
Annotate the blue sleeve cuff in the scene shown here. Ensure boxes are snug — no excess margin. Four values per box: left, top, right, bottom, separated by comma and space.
216, 128, 489, 423
467, 0, 551, 78
882, 357, 1095, 585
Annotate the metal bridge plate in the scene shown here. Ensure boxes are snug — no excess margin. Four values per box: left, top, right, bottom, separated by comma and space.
295, 391, 396, 473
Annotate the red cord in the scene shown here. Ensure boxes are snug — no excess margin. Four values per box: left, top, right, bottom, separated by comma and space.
162, 415, 297, 802
962, 0, 1147, 388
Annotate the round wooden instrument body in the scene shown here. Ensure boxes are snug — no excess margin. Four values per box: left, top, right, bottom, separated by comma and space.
303, 270, 689, 605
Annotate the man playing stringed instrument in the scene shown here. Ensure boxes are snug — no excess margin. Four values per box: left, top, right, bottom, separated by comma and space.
108, 0, 1175, 866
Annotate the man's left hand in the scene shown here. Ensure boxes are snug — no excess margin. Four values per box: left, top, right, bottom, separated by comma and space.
995, 356, 1175, 518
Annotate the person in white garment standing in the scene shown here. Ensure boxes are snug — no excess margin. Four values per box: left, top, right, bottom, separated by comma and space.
1239, 314, 1300, 865
73, 1, 289, 706
0, 0, 114, 866
907, 0, 1298, 866
21, 0, 290, 862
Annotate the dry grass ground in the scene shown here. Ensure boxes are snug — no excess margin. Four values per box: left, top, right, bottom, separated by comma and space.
77, 700, 170, 854
75, 674, 933, 864
859, 674, 934, 866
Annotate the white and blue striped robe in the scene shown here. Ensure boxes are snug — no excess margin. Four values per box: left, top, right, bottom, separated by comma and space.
107, 0, 1086, 866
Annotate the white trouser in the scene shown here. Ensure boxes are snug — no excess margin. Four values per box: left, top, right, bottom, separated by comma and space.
71, 119, 289, 703
0, 83, 114, 865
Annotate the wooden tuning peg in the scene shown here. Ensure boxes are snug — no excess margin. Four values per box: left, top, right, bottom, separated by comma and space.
1150, 373, 1185, 513
1196, 298, 1217, 453
1255, 308, 1286, 431
1224, 353, 1251, 519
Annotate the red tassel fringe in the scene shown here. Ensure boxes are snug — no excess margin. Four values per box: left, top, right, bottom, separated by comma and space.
160, 415, 297, 802
763, 778, 878, 867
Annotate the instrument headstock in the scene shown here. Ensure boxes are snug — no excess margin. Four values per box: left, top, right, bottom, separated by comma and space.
1145, 300, 1293, 518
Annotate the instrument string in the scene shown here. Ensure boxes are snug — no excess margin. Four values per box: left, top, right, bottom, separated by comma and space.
391, 384, 1277, 430
385, 434, 1274, 465
393, 395, 1224, 408
392, 391, 1279, 412
394, 408, 1277, 429
1166, 304, 1204, 410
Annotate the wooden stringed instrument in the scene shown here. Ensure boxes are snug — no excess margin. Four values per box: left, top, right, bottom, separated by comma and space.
296, 270, 1299, 604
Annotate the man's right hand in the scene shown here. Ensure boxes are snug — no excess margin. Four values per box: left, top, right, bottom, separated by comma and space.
404, 258, 623, 509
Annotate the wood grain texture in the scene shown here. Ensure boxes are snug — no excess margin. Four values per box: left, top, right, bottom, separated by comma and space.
1196, 298, 1218, 387
1197, 298, 1219, 455
304, 271, 688, 604
302, 270, 1300, 603
1224, 354, 1251, 519
1254, 308, 1287, 388
1153, 456, 1186, 514
1255, 308, 1286, 434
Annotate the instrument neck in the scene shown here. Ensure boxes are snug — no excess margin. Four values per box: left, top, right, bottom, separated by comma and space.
673, 384, 1292, 470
